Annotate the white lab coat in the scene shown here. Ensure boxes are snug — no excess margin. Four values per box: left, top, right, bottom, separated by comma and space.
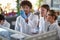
44, 21, 58, 32
39, 17, 58, 33
15, 13, 38, 34
39, 17, 45, 33
57, 26, 60, 39
0, 21, 10, 40
0, 20, 10, 28
28, 14, 38, 34
44, 21, 60, 40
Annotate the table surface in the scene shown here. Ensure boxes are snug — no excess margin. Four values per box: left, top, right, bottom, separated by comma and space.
11, 34, 26, 39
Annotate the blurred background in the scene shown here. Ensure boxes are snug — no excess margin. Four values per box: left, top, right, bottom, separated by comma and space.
0, 0, 60, 17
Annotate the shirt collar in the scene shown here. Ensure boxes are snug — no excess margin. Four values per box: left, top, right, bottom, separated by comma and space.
25, 12, 31, 18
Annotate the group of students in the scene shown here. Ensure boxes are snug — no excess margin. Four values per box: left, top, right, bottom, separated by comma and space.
0, 0, 60, 40
15, 0, 59, 35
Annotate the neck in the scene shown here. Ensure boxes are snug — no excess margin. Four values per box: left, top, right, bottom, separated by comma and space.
26, 12, 30, 15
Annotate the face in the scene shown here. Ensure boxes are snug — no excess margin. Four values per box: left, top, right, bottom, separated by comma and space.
41, 7, 47, 17
22, 5, 31, 14
0, 20, 4, 25
46, 12, 53, 22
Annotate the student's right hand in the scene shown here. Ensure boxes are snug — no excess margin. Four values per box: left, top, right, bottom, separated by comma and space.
25, 18, 28, 23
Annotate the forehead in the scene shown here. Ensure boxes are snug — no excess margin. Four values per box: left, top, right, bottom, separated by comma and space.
41, 7, 46, 9
41, 7, 47, 11
22, 5, 30, 8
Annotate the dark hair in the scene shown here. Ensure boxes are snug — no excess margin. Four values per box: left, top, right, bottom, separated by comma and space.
20, 1, 32, 9
0, 7, 3, 12
0, 14, 5, 21
49, 10, 57, 20
41, 4, 50, 12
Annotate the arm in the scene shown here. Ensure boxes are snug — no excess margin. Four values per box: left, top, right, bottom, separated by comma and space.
28, 14, 38, 33
3, 20, 10, 28
15, 16, 20, 31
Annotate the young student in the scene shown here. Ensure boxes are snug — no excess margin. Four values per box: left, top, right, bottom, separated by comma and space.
39, 4, 50, 33
45, 10, 58, 32
0, 14, 10, 28
15, 1, 38, 34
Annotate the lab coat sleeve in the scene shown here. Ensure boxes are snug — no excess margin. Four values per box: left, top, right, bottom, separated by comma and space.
57, 26, 60, 39
0, 28, 10, 39
29, 14, 38, 27
15, 16, 26, 32
15, 16, 20, 31
28, 14, 38, 33
3, 20, 10, 28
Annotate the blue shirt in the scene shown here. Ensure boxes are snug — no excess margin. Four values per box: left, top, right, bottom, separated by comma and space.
20, 10, 30, 19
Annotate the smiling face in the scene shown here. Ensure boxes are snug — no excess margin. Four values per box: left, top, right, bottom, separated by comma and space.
22, 5, 31, 15
41, 4, 50, 17
41, 7, 47, 17
20, 1, 32, 15
47, 12, 53, 22
46, 11, 55, 23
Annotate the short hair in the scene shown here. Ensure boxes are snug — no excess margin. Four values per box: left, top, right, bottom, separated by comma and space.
41, 4, 50, 12
0, 14, 5, 21
49, 10, 57, 20
20, 1, 32, 9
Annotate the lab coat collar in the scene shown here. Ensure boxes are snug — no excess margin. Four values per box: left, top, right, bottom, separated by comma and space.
26, 12, 32, 18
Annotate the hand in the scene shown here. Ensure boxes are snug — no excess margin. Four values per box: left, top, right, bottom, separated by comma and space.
25, 18, 28, 23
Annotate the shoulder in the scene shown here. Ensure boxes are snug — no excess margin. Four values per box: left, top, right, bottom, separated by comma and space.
16, 16, 24, 20
4, 20, 10, 24
52, 22, 58, 29
16, 16, 25, 22
16, 16, 22, 19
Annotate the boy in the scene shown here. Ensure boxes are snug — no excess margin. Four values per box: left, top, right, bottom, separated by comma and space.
15, 1, 38, 34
